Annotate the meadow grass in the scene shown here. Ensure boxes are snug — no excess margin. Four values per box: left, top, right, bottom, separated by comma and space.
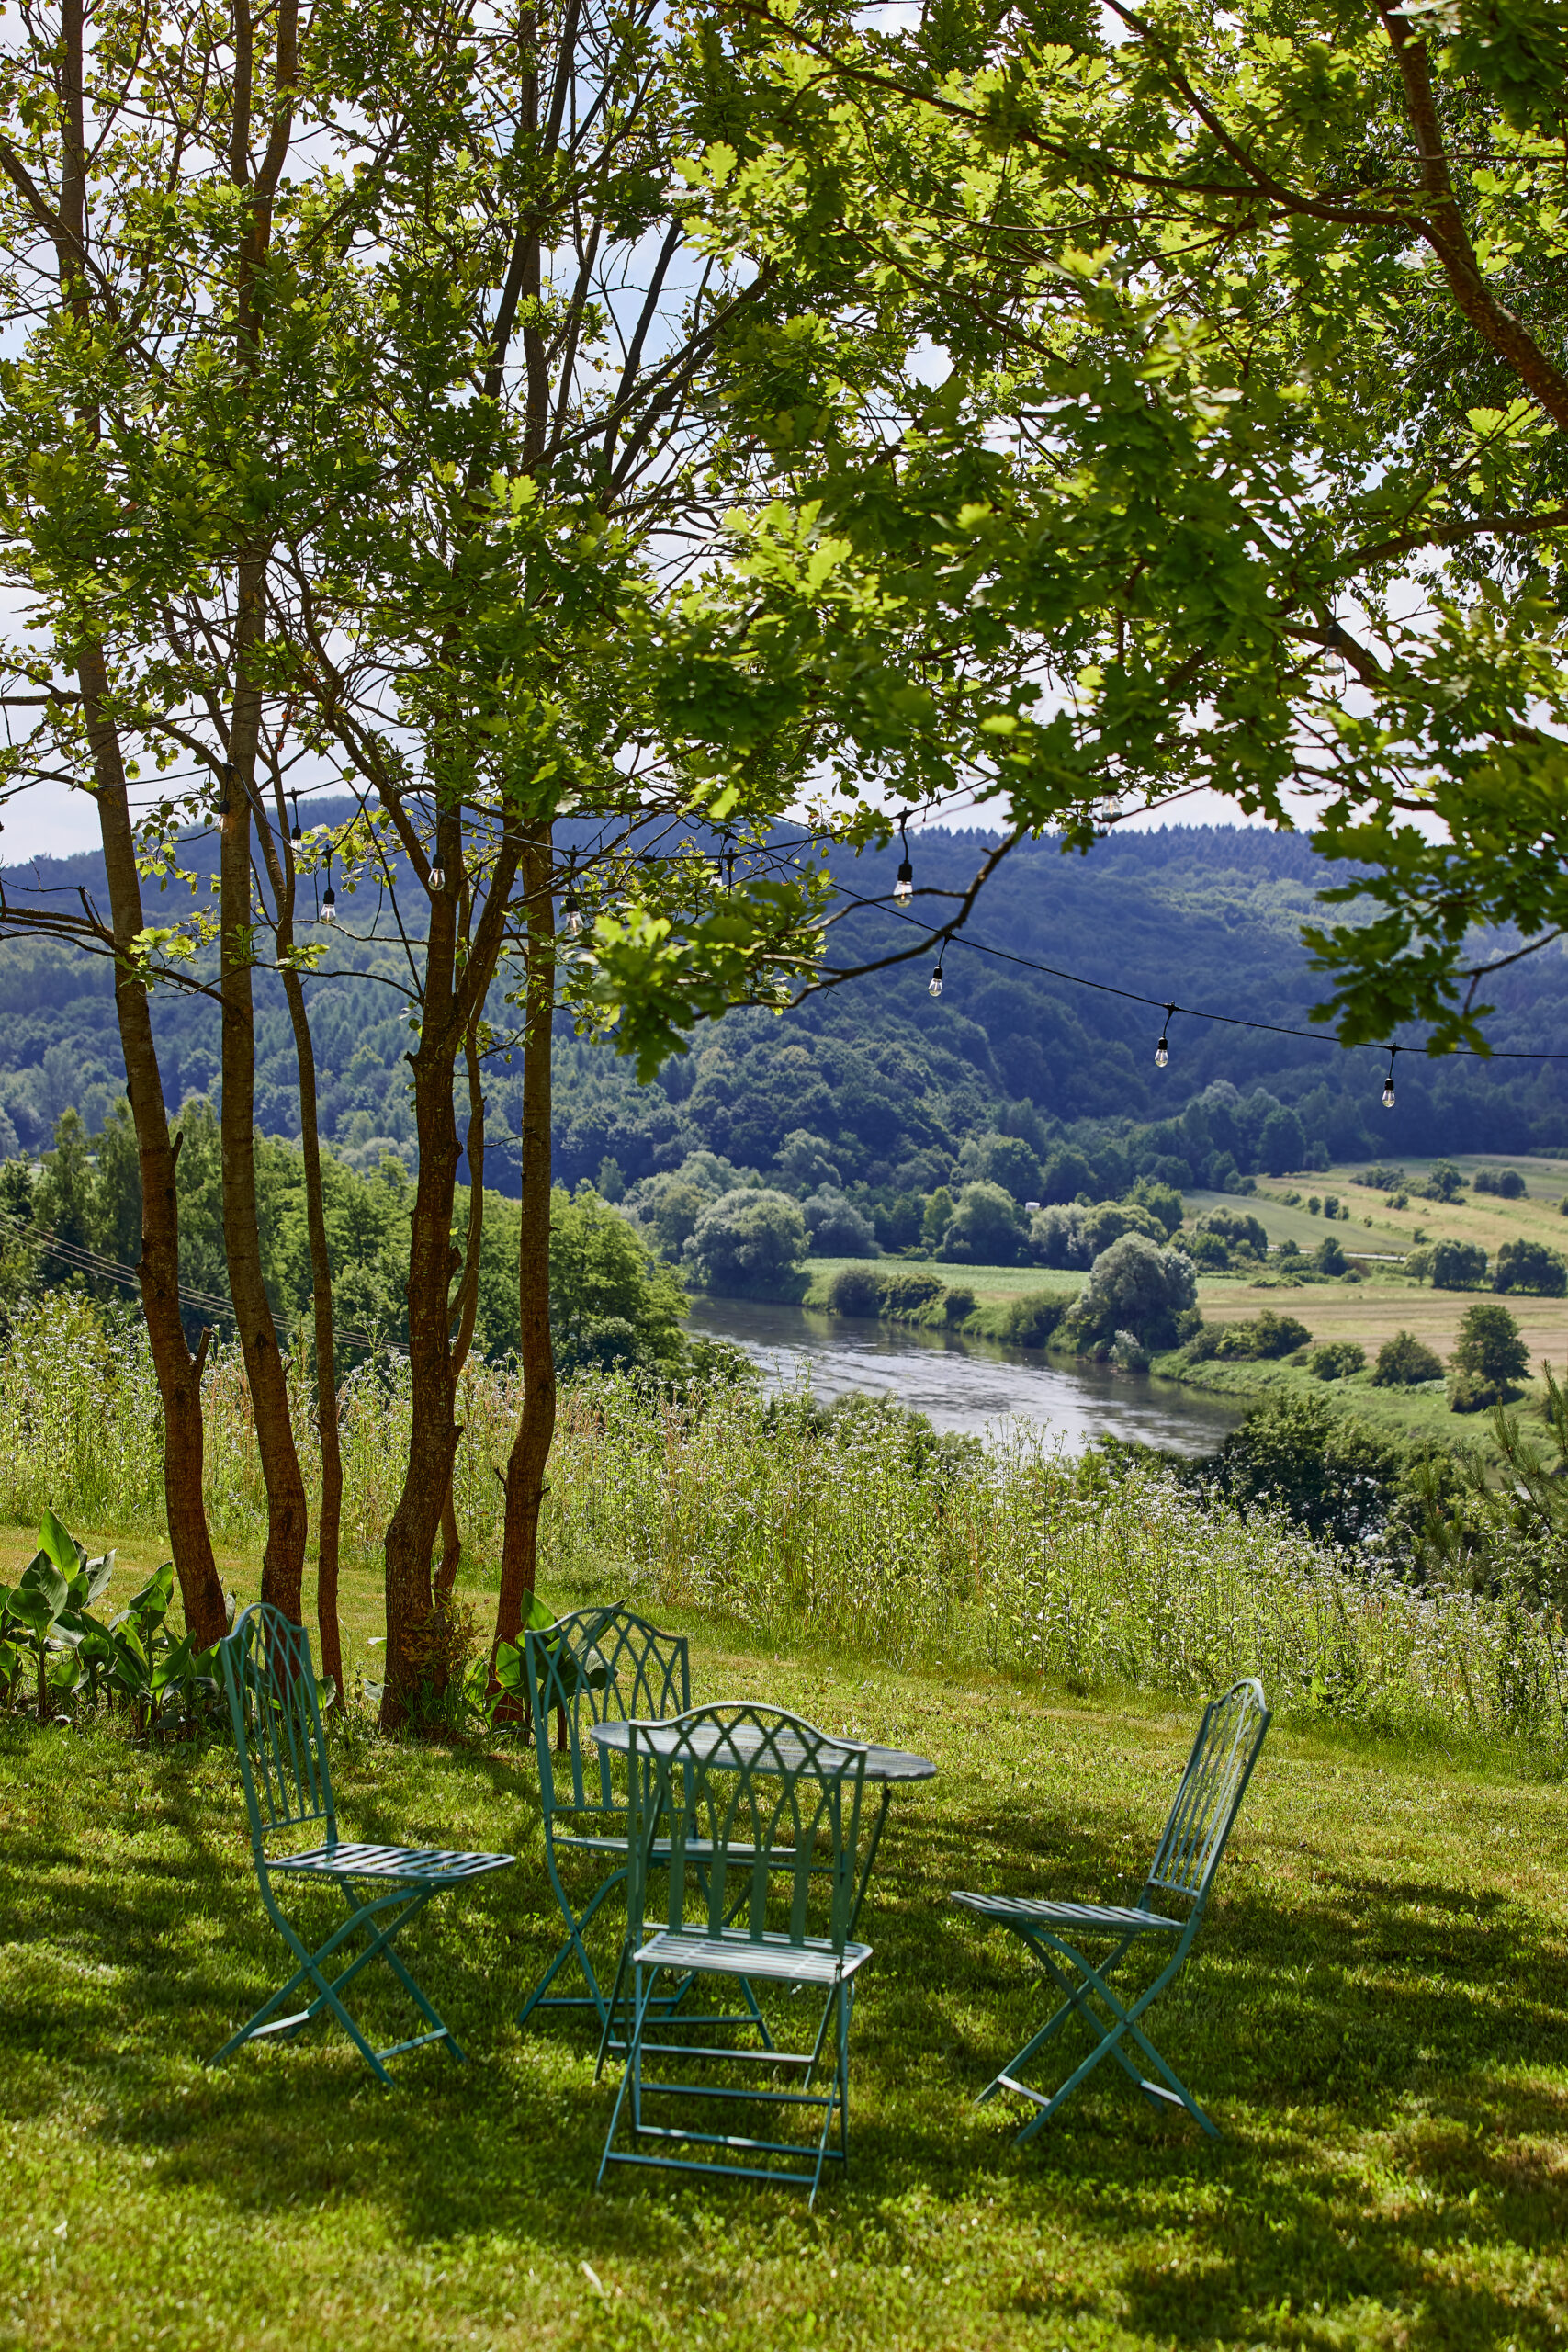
4, 1561, 1568, 2352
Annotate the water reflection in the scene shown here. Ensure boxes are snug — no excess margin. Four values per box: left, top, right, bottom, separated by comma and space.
687, 1297, 1246, 1455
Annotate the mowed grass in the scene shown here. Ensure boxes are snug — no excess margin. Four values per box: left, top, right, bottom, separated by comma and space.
4, 1542, 1568, 2350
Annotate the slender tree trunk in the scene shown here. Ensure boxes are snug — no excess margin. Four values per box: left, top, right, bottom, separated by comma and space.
221, 628, 309, 1622
85, 658, 228, 1648
497, 837, 557, 1658
436, 1012, 486, 1603
255, 789, 345, 1694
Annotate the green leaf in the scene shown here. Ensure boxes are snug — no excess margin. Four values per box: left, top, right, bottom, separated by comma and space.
37, 1510, 82, 1582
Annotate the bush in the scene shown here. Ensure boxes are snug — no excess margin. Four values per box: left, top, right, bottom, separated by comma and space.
879, 1268, 946, 1317
1028, 1204, 1093, 1270
1068, 1234, 1197, 1350
685, 1189, 810, 1301
1196, 1206, 1269, 1257
801, 1188, 878, 1257
1000, 1291, 1071, 1347
942, 1181, 1026, 1265
1451, 1300, 1530, 1400
1422, 1160, 1467, 1202
1371, 1329, 1445, 1386
1431, 1238, 1488, 1289
1314, 1236, 1347, 1276
1216, 1392, 1404, 1546
1307, 1340, 1367, 1382
1493, 1238, 1567, 1296
1208, 1308, 1312, 1362
1186, 1229, 1230, 1270
922, 1186, 954, 1249
1473, 1167, 1526, 1199
549, 1189, 689, 1376
1110, 1329, 1151, 1372
942, 1284, 976, 1325
1080, 1200, 1166, 1258
1355, 1164, 1406, 1190
825, 1264, 883, 1318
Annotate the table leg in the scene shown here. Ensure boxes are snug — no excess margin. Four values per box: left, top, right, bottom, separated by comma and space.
848, 1785, 894, 1941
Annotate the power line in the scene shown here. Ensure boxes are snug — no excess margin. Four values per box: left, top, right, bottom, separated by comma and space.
830, 886, 1568, 1070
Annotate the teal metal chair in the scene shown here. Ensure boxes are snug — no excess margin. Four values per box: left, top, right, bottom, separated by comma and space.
517, 1602, 694, 2032
952, 1677, 1269, 2140
209, 1604, 514, 2086
596, 1703, 873, 2208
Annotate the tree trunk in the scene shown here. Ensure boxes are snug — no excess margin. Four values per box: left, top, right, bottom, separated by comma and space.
436, 1004, 487, 1605
497, 837, 557, 1660
85, 654, 228, 1649
221, 627, 309, 1623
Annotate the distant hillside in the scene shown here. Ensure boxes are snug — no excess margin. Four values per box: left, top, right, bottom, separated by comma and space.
2, 819, 1565, 1196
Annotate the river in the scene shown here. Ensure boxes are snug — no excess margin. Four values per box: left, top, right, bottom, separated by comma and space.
687, 1298, 1246, 1454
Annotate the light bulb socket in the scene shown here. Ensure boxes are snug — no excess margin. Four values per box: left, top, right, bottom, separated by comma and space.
928, 962, 944, 1000
1382, 1046, 1398, 1108
1155, 1003, 1175, 1068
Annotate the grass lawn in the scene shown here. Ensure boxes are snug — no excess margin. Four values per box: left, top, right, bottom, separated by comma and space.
5, 1542, 1568, 2349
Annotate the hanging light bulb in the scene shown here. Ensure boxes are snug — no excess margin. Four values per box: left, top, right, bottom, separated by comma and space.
1382, 1046, 1397, 1110
928, 959, 944, 1000
430, 861, 446, 894
560, 886, 584, 940
1155, 1001, 1175, 1068
1324, 618, 1350, 690
724, 848, 737, 892
289, 793, 301, 847
894, 820, 914, 906
321, 855, 336, 923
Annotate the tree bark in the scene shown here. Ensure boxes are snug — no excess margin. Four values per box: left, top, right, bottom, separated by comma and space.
496, 836, 557, 1660
435, 1008, 486, 1604
85, 655, 227, 1649
221, 636, 309, 1623
380, 813, 520, 1727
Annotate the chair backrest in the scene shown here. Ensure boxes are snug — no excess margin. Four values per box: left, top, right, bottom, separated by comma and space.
626, 1704, 869, 1958
220, 1604, 335, 1863
525, 1603, 690, 1820
1143, 1678, 1269, 1916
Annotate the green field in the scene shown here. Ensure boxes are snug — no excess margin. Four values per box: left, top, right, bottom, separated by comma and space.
6, 1532, 1568, 2352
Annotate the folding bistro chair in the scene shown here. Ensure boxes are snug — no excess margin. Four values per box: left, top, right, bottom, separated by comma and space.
597, 1703, 874, 2208
517, 1602, 693, 2033
952, 1677, 1269, 2141
209, 1605, 515, 2086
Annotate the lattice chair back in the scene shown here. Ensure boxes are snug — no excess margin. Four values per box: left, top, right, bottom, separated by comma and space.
1143, 1678, 1269, 1917
627, 1705, 869, 1958
525, 1604, 690, 1821
220, 1604, 335, 1865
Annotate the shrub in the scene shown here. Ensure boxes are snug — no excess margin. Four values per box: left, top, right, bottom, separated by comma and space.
879, 1268, 946, 1317
1371, 1329, 1445, 1386
1322, 1194, 1340, 1220
1451, 1300, 1530, 1401
685, 1189, 810, 1301
1307, 1340, 1367, 1382
1068, 1234, 1197, 1350
1404, 1245, 1434, 1282
1000, 1291, 1071, 1347
1080, 1200, 1166, 1257
1493, 1238, 1567, 1296
1029, 1204, 1093, 1270
1196, 1205, 1269, 1257
1111, 1329, 1151, 1371
1216, 1392, 1404, 1546
922, 1186, 954, 1249
1422, 1160, 1467, 1202
1314, 1236, 1347, 1276
1186, 1229, 1230, 1270
1431, 1238, 1488, 1289
1473, 1167, 1526, 1199
1355, 1165, 1406, 1190
1210, 1308, 1312, 1362
941, 1181, 1026, 1265
826, 1264, 883, 1318
801, 1188, 878, 1257
942, 1284, 976, 1325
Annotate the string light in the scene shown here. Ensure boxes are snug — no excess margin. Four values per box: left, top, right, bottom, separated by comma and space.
560, 868, 585, 939
1382, 1046, 1398, 1110
894, 820, 914, 907
1155, 1002, 1175, 1068
320, 854, 336, 923
430, 860, 446, 894
723, 833, 737, 892
928, 958, 944, 1000
288, 793, 301, 847
1324, 618, 1351, 689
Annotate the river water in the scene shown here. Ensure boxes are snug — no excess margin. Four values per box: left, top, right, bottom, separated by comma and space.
687, 1298, 1246, 1455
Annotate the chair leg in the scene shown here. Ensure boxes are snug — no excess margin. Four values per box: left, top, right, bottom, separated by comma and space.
518, 1860, 626, 2029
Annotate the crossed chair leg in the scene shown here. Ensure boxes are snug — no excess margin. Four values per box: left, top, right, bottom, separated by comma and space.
209, 1881, 467, 2087
979, 1929, 1216, 2142
524, 1860, 773, 2054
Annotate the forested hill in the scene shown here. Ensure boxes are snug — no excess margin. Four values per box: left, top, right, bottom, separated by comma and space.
3, 819, 1566, 1197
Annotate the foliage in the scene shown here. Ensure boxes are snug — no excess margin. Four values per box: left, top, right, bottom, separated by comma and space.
1213, 1395, 1406, 1551
800, 1188, 878, 1257
0, 1514, 225, 1737
1308, 1342, 1368, 1383
1474, 1167, 1528, 1198
1066, 1235, 1197, 1351
998, 1292, 1072, 1348
547, 1190, 689, 1379
1195, 1207, 1269, 1258
941, 1181, 1027, 1266
1372, 1330, 1447, 1388
1450, 1303, 1532, 1410
1492, 1238, 1568, 1296
825, 1264, 883, 1318
684, 1189, 810, 1302
1185, 1309, 1311, 1364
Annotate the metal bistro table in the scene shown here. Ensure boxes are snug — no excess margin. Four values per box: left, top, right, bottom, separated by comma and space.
589, 1713, 936, 1938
